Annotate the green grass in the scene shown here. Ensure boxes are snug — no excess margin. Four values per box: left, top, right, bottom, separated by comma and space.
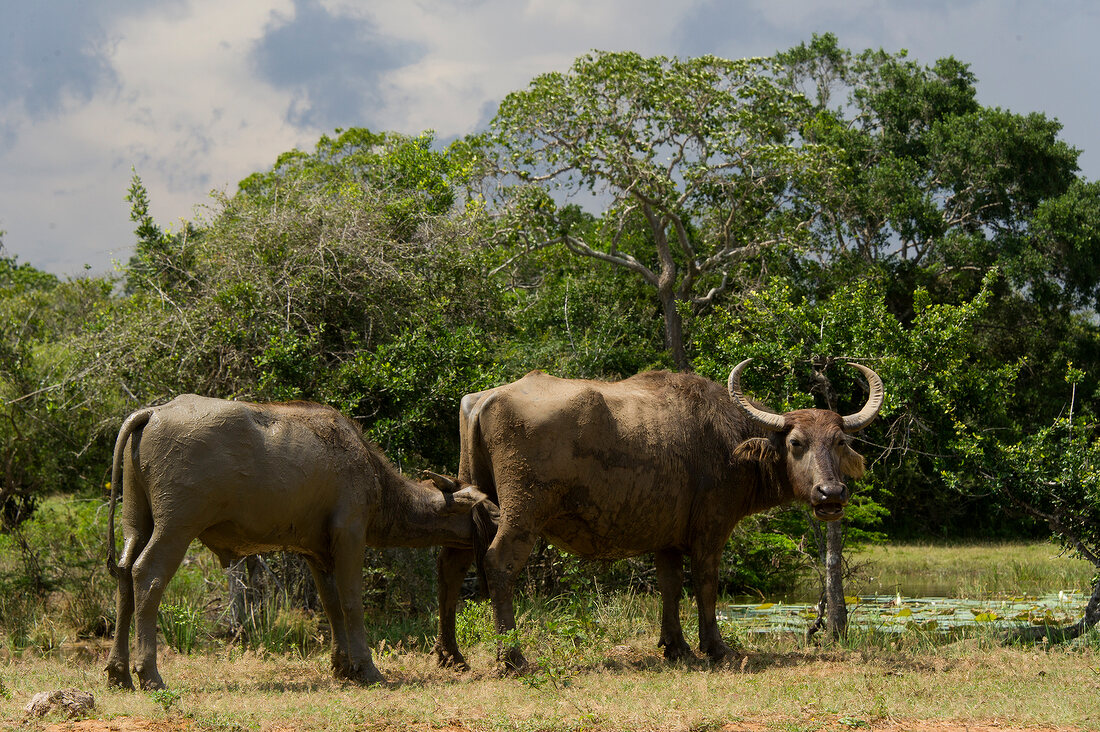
2, 596, 1098, 731
3, 502, 1098, 730
846, 541, 1097, 598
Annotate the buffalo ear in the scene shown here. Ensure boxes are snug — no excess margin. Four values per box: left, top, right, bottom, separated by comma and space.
840, 447, 866, 480
422, 470, 462, 493
733, 437, 779, 466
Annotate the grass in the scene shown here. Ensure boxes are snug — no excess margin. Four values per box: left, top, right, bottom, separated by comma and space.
2, 613, 1098, 730
2, 536, 1098, 730
845, 541, 1097, 598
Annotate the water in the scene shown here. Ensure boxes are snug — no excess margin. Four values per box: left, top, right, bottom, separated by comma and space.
719, 592, 1090, 634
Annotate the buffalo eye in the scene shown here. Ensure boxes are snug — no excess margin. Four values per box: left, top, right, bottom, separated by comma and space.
787, 435, 805, 453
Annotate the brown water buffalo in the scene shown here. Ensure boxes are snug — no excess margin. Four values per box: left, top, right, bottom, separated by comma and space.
432, 359, 883, 670
105, 394, 494, 690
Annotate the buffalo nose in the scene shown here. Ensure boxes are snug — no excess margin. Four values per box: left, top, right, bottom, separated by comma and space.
813, 482, 848, 505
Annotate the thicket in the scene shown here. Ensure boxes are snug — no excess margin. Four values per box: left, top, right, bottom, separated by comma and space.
1, 36, 1098, 650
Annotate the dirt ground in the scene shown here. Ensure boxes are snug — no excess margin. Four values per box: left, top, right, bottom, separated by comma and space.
31, 716, 1085, 732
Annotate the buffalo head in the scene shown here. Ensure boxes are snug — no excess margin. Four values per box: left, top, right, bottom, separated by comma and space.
728, 359, 884, 521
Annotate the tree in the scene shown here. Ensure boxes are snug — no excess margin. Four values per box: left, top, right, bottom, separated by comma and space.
0, 240, 115, 599
982, 408, 1100, 641
468, 50, 835, 371
771, 35, 1100, 535
84, 130, 503, 471
692, 270, 1023, 624
779, 34, 1079, 287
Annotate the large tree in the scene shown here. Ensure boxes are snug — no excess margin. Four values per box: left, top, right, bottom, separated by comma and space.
770, 35, 1100, 534
467, 50, 835, 371
87, 129, 503, 468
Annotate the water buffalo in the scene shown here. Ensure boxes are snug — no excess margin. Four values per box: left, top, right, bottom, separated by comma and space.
432, 359, 883, 670
105, 395, 494, 690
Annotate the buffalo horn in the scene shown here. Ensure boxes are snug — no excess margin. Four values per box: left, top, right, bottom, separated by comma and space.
840, 362, 885, 432
422, 470, 461, 493
727, 359, 786, 432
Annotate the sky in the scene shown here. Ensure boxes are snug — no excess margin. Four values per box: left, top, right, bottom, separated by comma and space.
2, 0, 1098, 278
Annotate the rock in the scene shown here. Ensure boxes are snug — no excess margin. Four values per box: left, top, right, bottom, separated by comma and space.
24, 688, 96, 718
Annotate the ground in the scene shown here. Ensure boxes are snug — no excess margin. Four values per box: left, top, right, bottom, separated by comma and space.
35, 717, 1085, 731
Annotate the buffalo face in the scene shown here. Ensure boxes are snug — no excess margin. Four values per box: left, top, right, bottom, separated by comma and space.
778, 412, 866, 521
728, 359, 883, 522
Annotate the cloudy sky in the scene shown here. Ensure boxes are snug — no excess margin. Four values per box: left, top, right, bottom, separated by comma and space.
2, 0, 1098, 277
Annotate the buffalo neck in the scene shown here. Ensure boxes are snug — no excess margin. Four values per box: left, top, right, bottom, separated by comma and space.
370, 464, 473, 548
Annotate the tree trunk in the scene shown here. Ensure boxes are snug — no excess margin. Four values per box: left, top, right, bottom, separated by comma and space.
824, 520, 847, 639
226, 556, 260, 631
659, 290, 691, 372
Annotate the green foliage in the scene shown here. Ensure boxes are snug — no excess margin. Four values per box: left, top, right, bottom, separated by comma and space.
157, 603, 206, 655
980, 409, 1100, 571
1, 246, 113, 528
720, 513, 807, 597
455, 599, 494, 648
692, 271, 1019, 537
475, 49, 833, 369
0, 497, 114, 651
333, 318, 503, 467
148, 688, 182, 715
237, 128, 457, 239
81, 130, 504, 467
245, 606, 324, 659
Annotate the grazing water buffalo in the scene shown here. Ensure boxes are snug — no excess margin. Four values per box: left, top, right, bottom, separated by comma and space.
432, 359, 883, 670
105, 395, 494, 690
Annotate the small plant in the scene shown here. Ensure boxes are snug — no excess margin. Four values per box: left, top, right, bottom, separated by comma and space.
455, 599, 493, 647
158, 602, 206, 654
240, 602, 324, 658
148, 687, 182, 715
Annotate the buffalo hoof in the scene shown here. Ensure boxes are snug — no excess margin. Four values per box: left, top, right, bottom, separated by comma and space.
499, 646, 529, 675
432, 644, 470, 672
703, 642, 737, 664
336, 661, 385, 687
660, 639, 695, 662
105, 663, 134, 691
330, 649, 352, 678
136, 671, 166, 691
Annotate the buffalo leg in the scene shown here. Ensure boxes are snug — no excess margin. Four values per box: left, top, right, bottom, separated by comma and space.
106, 469, 153, 690
690, 548, 734, 661
433, 547, 473, 670
106, 561, 138, 690
654, 548, 693, 661
483, 522, 538, 671
306, 560, 352, 677
331, 530, 383, 685
130, 531, 193, 690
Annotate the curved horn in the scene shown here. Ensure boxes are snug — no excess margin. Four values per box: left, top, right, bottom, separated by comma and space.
421, 470, 462, 493
727, 359, 786, 432
841, 362, 885, 432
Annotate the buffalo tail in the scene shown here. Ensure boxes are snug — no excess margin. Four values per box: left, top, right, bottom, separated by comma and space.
106, 408, 153, 579
470, 499, 500, 596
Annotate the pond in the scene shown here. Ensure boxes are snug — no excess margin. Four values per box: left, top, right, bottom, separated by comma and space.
719, 592, 1090, 634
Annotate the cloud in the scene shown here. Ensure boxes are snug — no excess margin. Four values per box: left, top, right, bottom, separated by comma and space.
0, 0, 318, 276
0, 3, 119, 121
250, 0, 425, 129
1, 0, 1097, 278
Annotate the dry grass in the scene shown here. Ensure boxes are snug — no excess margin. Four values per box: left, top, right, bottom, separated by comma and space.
4, 541, 1098, 730
4, 613, 1099, 730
